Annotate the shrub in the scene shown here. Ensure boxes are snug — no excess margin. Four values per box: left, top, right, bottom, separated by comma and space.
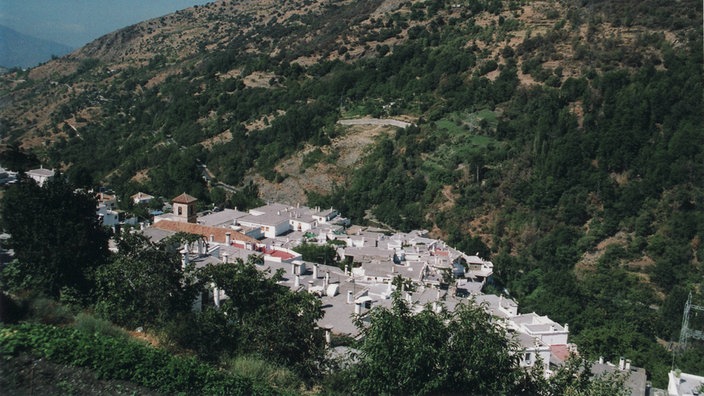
225, 355, 302, 391
0, 323, 279, 395
28, 297, 74, 325
73, 312, 129, 341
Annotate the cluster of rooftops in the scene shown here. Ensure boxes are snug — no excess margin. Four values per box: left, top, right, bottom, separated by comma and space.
123, 193, 658, 392
135, 194, 575, 373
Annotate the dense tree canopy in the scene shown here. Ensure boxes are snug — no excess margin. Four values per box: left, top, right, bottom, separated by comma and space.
1, 174, 109, 300
94, 233, 201, 328
346, 298, 524, 395
171, 257, 327, 379
329, 294, 629, 396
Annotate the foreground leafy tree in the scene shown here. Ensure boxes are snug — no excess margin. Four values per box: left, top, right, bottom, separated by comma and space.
343, 296, 526, 395
94, 233, 201, 328
1, 174, 109, 300
176, 257, 326, 379
543, 356, 629, 396
335, 295, 630, 395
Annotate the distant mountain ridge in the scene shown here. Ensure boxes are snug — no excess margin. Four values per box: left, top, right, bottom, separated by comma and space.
0, 25, 73, 68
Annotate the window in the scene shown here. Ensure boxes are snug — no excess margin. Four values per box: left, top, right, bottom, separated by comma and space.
178, 207, 182, 215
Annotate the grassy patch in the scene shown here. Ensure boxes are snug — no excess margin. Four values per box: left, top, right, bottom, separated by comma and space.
430, 110, 505, 165
224, 355, 302, 391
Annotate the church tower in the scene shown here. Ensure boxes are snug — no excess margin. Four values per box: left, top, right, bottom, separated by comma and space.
172, 192, 198, 223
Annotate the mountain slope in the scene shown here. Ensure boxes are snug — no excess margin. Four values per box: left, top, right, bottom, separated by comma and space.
0, 0, 702, 386
0, 25, 73, 69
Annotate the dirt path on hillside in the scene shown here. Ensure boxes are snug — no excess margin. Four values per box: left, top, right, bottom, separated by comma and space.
337, 118, 413, 129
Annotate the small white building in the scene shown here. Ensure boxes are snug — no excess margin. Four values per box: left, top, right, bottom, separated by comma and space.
27, 167, 54, 187
514, 332, 552, 371
312, 207, 339, 224
131, 192, 155, 205
97, 203, 119, 227
669, 370, 704, 396
509, 312, 569, 346
238, 211, 291, 238
96, 192, 117, 210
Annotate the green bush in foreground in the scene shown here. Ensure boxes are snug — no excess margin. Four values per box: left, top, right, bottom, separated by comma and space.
0, 323, 284, 395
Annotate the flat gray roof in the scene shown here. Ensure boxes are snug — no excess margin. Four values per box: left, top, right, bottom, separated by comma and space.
197, 208, 249, 227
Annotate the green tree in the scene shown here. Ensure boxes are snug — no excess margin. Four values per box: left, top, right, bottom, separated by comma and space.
199, 257, 325, 379
293, 242, 338, 265
545, 356, 629, 396
344, 296, 527, 395
94, 233, 200, 328
1, 174, 109, 300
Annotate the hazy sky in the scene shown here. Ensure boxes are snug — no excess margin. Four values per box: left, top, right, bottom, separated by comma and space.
0, 0, 213, 48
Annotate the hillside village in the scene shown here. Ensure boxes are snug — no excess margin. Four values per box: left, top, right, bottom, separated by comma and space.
91, 187, 659, 395
1, 0, 702, 391
2, 134, 701, 396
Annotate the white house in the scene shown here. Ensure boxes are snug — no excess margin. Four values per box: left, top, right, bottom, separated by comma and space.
96, 192, 117, 210
238, 212, 290, 238
27, 167, 54, 187
96, 203, 119, 227
514, 331, 552, 371
312, 207, 339, 224
669, 370, 704, 396
131, 192, 155, 205
509, 312, 569, 346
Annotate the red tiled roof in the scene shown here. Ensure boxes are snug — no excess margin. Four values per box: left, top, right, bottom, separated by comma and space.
172, 192, 198, 204
152, 220, 258, 244
550, 345, 571, 364
265, 249, 296, 260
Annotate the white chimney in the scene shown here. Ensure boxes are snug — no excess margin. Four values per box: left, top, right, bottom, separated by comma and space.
198, 239, 205, 255
222, 253, 229, 264
307, 280, 314, 292
225, 232, 231, 245
213, 285, 221, 308
324, 272, 330, 287
347, 290, 353, 304
354, 302, 362, 315
598, 356, 604, 364
181, 251, 189, 269
325, 328, 332, 344
619, 357, 625, 371
625, 359, 631, 371
344, 264, 349, 275
564, 323, 569, 333
313, 264, 319, 279
294, 275, 300, 288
